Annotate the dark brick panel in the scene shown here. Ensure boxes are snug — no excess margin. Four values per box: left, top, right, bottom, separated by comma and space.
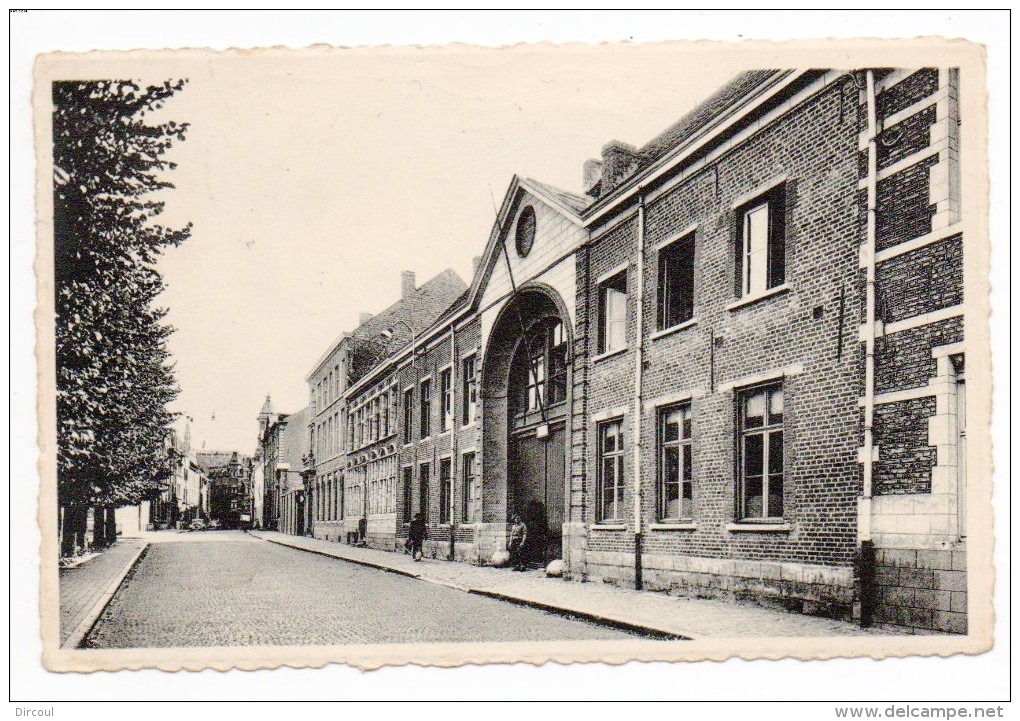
873, 396, 936, 495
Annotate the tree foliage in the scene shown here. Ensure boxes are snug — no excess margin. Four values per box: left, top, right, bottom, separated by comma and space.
53, 79, 191, 512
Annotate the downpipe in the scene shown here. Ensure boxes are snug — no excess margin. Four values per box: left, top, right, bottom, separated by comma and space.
859, 69, 879, 626
633, 190, 646, 590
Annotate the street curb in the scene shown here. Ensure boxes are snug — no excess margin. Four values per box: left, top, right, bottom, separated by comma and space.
253, 533, 422, 580
251, 533, 689, 640
62, 541, 149, 649
467, 588, 690, 640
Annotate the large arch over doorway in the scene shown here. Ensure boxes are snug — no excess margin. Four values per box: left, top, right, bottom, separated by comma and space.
480, 283, 572, 564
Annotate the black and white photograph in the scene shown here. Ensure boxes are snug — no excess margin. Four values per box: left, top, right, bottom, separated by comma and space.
12, 9, 1008, 712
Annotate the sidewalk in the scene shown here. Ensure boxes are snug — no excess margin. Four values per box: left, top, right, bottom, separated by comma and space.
59, 538, 147, 647
250, 531, 895, 638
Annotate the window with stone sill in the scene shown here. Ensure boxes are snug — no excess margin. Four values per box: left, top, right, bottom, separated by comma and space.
658, 403, 694, 522
736, 184, 786, 299
657, 232, 696, 331
738, 383, 785, 521
598, 271, 627, 355
597, 418, 625, 523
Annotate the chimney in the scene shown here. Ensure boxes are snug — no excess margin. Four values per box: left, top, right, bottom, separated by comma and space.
472, 256, 482, 275
583, 158, 603, 198
599, 140, 643, 197
359, 312, 373, 326
401, 270, 416, 300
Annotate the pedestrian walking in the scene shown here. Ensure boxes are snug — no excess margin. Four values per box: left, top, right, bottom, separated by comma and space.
508, 513, 528, 571
409, 512, 427, 561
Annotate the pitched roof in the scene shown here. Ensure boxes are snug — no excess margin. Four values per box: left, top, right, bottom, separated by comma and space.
635, 70, 781, 166
347, 268, 467, 385
524, 178, 591, 215
195, 451, 239, 474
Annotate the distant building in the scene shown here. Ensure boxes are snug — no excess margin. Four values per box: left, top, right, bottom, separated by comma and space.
197, 451, 252, 528
256, 396, 309, 533
305, 269, 467, 543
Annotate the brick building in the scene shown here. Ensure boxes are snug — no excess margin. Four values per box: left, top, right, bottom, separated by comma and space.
197, 451, 253, 529
308, 68, 970, 632
305, 269, 468, 543
256, 396, 308, 532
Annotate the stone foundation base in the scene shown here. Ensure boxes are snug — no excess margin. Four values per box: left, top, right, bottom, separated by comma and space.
312, 521, 345, 543
873, 545, 967, 633
576, 550, 855, 618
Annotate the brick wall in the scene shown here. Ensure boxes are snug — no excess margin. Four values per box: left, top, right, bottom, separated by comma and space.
575, 76, 862, 610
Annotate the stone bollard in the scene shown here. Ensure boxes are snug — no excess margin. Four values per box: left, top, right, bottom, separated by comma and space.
491, 549, 510, 567
546, 559, 566, 577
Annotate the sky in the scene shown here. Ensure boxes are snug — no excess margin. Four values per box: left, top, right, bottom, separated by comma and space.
131, 46, 736, 453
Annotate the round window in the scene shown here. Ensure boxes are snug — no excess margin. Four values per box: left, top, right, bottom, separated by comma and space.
514, 205, 536, 257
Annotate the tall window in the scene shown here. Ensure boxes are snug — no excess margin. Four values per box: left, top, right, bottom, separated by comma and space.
439, 457, 452, 524
380, 390, 389, 437
461, 355, 477, 425
419, 379, 431, 439
440, 368, 453, 432
659, 404, 693, 521
402, 466, 413, 523
461, 452, 477, 523
598, 419, 625, 522
418, 462, 430, 520
526, 346, 545, 412
598, 271, 627, 354
548, 321, 567, 405
403, 388, 414, 444
658, 233, 696, 330
737, 185, 786, 297
739, 384, 784, 520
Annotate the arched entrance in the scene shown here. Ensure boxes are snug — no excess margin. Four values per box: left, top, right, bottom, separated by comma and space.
481, 285, 571, 565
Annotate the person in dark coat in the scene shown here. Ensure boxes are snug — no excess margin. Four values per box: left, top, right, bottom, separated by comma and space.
409, 512, 427, 561
507, 513, 528, 571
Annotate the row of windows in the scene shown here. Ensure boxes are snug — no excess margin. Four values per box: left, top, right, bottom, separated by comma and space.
313, 411, 342, 461
347, 386, 398, 452
314, 471, 342, 522
597, 185, 787, 354
312, 362, 344, 414
403, 355, 479, 444
400, 451, 479, 525
596, 382, 786, 524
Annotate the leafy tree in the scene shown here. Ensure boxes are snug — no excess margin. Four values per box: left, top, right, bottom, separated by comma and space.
53, 80, 190, 554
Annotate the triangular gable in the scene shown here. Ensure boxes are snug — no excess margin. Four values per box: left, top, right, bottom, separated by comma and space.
466, 175, 585, 312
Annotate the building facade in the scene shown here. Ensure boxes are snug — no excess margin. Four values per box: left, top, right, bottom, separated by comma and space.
305, 68, 970, 633
197, 451, 252, 529
305, 269, 468, 543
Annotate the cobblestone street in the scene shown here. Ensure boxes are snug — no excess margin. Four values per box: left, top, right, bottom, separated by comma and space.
85, 531, 634, 647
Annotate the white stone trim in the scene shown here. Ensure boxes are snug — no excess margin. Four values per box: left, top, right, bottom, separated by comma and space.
717, 364, 803, 394
592, 346, 628, 363
857, 86, 949, 150
730, 173, 789, 210
648, 387, 705, 410
856, 138, 946, 190
654, 222, 699, 251
592, 407, 628, 423
726, 523, 792, 533
649, 318, 698, 342
883, 304, 964, 336
595, 261, 630, 286
932, 341, 966, 359
860, 385, 935, 407
868, 223, 962, 265
648, 522, 697, 531
725, 283, 792, 312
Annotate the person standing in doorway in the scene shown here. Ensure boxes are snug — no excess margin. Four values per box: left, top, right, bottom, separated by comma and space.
409, 512, 428, 561
508, 513, 528, 571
